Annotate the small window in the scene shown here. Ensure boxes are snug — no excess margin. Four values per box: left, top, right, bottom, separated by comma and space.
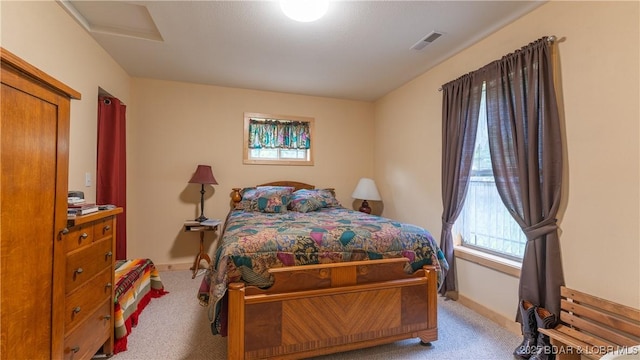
243, 112, 314, 165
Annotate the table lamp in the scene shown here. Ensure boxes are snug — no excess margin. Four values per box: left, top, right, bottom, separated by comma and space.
188, 165, 218, 222
351, 178, 381, 214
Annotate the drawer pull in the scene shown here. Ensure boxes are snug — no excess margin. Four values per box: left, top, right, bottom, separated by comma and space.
104, 315, 112, 320
73, 306, 81, 314
74, 268, 83, 275
105, 282, 112, 288
80, 232, 89, 240
71, 346, 80, 354
105, 251, 113, 258
104, 225, 111, 232
60, 228, 69, 235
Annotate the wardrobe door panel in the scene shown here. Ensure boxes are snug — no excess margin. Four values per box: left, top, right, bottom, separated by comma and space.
1, 81, 59, 359
1, 48, 79, 360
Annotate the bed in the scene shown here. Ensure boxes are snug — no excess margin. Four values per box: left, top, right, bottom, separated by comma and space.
198, 181, 448, 359
113, 258, 168, 353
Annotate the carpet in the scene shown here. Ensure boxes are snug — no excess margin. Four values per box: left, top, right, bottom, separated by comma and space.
112, 270, 520, 360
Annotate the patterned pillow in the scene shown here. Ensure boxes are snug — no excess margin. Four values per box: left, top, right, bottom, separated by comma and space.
236, 186, 294, 213
289, 189, 340, 212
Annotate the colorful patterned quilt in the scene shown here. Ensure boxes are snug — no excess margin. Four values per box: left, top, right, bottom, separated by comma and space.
114, 258, 168, 353
198, 206, 448, 336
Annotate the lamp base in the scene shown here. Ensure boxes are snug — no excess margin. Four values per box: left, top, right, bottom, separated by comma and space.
358, 200, 372, 214
195, 184, 208, 223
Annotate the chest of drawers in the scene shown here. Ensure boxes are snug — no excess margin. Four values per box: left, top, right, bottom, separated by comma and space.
62, 208, 122, 359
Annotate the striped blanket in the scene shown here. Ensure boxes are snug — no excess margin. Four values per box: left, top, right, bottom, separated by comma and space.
114, 258, 168, 353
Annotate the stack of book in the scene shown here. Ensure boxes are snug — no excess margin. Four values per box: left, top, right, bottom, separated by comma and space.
68, 196, 85, 205
184, 220, 203, 231
67, 201, 99, 217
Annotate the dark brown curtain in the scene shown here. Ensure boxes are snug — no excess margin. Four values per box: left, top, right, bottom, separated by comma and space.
97, 96, 127, 260
483, 37, 564, 319
439, 73, 484, 296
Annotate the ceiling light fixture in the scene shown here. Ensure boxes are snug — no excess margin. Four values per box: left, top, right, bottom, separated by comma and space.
280, 0, 328, 22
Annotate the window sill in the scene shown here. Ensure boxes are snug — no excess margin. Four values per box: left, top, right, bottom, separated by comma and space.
454, 245, 521, 278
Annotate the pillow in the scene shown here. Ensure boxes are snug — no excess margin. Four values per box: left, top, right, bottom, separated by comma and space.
289, 189, 340, 212
236, 186, 294, 213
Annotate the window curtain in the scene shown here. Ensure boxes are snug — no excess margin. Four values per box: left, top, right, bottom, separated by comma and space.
439, 73, 484, 296
97, 96, 127, 260
483, 37, 564, 319
248, 119, 310, 149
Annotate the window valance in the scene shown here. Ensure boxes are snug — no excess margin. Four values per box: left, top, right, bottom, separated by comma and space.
248, 118, 310, 150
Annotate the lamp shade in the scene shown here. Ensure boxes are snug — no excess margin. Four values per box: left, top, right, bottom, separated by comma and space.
351, 178, 381, 201
188, 165, 218, 185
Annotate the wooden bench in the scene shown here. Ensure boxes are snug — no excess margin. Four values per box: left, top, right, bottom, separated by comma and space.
538, 286, 640, 360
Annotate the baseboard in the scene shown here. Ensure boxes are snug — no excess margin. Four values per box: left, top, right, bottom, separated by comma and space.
154, 262, 193, 271
456, 293, 522, 335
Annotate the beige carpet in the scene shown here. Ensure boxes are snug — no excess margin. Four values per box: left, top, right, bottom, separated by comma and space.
111, 270, 521, 360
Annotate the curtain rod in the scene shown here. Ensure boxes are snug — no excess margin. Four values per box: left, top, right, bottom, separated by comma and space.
437, 35, 557, 92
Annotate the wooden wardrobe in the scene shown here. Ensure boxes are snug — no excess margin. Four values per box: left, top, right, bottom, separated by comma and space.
0, 48, 81, 359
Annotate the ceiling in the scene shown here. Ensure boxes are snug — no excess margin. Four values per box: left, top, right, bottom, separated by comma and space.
58, 0, 544, 101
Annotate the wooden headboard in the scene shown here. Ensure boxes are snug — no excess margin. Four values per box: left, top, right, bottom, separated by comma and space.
259, 181, 315, 191
230, 181, 315, 205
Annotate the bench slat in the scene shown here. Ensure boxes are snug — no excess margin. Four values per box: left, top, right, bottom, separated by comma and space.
561, 310, 640, 347
555, 324, 616, 349
539, 326, 603, 360
561, 287, 640, 322
561, 299, 640, 338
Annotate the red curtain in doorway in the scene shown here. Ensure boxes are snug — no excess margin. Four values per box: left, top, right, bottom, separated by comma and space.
97, 96, 127, 260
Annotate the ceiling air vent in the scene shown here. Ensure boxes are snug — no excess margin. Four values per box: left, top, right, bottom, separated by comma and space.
411, 31, 443, 50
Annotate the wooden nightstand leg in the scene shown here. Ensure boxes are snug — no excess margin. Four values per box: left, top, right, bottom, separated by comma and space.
191, 231, 212, 279
201, 253, 211, 266
191, 253, 201, 279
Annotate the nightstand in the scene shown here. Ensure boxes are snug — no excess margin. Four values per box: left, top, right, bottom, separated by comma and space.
184, 219, 220, 279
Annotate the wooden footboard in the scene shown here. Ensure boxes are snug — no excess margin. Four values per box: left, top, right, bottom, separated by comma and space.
227, 258, 438, 359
